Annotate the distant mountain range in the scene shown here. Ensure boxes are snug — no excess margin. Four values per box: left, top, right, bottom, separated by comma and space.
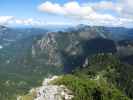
0, 25, 133, 99
0, 25, 133, 73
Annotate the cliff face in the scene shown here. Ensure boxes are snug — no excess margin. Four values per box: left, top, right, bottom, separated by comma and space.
32, 33, 62, 66
32, 29, 116, 72
31, 26, 133, 73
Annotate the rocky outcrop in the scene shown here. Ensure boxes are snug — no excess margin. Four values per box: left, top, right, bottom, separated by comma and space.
32, 33, 62, 66
19, 76, 73, 100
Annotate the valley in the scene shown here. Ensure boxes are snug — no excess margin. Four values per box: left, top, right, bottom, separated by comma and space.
0, 25, 133, 100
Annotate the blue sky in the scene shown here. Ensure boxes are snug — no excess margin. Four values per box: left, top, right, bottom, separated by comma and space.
0, 0, 133, 27
0, 0, 53, 20
0, 0, 102, 17
0, 0, 116, 17
0, 0, 81, 26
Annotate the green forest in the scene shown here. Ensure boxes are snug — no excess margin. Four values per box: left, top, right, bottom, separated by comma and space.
52, 54, 133, 100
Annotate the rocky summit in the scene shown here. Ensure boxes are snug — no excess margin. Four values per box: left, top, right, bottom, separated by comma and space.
19, 76, 73, 100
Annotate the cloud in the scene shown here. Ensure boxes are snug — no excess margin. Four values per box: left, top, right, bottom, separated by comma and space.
38, 1, 93, 17
64, 2, 93, 16
38, 0, 133, 27
0, 16, 45, 26
38, 1, 66, 15
0, 16, 14, 25
91, 1, 122, 13
1, 0, 133, 27
15, 18, 44, 26
119, 0, 133, 18
0, 16, 73, 26
91, 0, 133, 19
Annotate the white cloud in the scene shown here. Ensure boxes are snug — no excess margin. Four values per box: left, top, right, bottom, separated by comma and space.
118, 0, 133, 18
64, 2, 93, 16
15, 18, 44, 26
0, 16, 46, 26
91, 0, 133, 19
91, 1, 122, 13
38, 1, 94, 17
38, 1, 116, 26
38, 1, 66, 15
1, 0, 133, 27
0, 16, 14, 25
37, 0, 133, 27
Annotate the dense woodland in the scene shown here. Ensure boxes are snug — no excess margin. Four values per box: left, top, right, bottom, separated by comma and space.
53, 54, 133, 100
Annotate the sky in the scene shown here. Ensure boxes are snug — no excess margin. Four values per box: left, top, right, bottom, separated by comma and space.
0, 0, 133, 27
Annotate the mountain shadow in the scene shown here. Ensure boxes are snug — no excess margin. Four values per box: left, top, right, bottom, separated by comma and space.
62, 38, 117, 73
